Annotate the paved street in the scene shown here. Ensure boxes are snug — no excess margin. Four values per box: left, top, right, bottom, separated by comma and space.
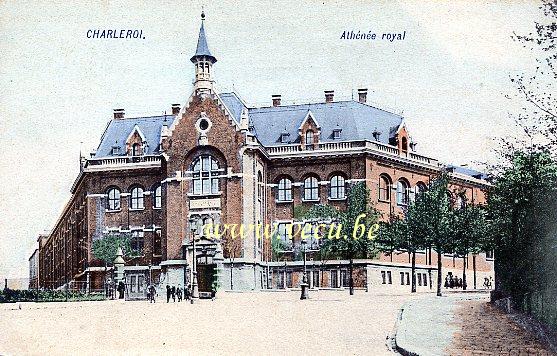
0, 290, 412, 356
396, 292, 554, 356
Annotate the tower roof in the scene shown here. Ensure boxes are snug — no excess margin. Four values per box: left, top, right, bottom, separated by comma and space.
190, 11, 217, 63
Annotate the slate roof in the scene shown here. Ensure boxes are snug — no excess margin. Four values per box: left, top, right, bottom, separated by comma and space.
190, 20, 216, 63
447, 165, 488, 180
94, 115, 176, 157
220, 92, 403, 146
94, 92, 406, 158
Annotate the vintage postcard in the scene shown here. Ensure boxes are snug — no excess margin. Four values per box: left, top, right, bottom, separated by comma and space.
1, 1, 556, 355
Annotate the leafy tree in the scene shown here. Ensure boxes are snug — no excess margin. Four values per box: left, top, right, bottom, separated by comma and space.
487, 151, 557, 305
451, 201, 488, 290
407, 173, 453, 296
91, 232, 133, 267
316, 182, 380, 295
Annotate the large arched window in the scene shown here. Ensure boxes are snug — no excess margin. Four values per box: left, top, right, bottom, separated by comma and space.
303, 176, 319, 201
378, 174, 392, 202
329, 175, 346, 199
397, 179, 410, 206
153, 185, 162, 209
191, 155, 220, 195
277, 178, 292, 202
106, 187, 121, 210
130, 186, 144, 210
416, 182, 427, 195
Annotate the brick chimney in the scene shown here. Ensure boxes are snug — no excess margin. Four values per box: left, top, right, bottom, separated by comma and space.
358, 88, 368, 103
272, 95, 281, 107
113, 109, 125, 119
171, 104, 180, 115
325, 90, 334, 103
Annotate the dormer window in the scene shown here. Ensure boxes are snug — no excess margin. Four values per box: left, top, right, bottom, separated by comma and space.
372, 129, 381, 141
111, 146, 121, 155
333, 128, 342, 140
280, 132, 290, 143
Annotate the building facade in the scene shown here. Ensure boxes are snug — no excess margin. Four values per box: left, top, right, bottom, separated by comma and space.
34, 13, 493, 295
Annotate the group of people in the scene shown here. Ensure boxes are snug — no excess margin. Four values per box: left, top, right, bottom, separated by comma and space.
444, 274, 466, 289
164, 284, 192, 303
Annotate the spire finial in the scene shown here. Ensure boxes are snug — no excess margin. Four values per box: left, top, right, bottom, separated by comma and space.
201, 7, 205, 21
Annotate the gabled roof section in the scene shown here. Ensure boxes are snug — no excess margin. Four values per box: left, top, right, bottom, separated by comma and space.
298, 110, 321, 130
95, 115, 177, 158
126, 124, 147, 143
219, 92, 247, 125
246, 100, 403, 146
190, 14, 216, 63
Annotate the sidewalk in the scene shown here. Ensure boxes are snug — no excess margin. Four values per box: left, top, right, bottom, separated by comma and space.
395, 293, 554, 355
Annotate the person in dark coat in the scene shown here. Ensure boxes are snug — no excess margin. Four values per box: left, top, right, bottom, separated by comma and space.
171, 286, 176, 302
148, 285, 156, 303
117, 281, 125, 299
166, 285, 171, 303
177, 286, 183, 302
185, 284, 191, 301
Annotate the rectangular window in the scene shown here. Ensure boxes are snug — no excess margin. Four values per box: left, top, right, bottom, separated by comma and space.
131, 230, 144, 254
277, 222, 293, 249
423, 273, 428, 286
387, 271, 392, 284
381, 271, 386, 284
485, 250, 494, 259
400, 272, 405, 285
286, 271, 293, 288
331, 270, 339, 288
341, 270, 349, 287
405, 272, 410, 285
278, 271, 285, 289
417, 273, 422, 286
312, 270, 320, 288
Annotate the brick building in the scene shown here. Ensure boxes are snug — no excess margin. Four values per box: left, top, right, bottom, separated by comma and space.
34, 13, 493, 295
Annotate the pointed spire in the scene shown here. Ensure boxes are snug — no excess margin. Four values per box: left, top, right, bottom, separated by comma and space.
190, 10, 217, 63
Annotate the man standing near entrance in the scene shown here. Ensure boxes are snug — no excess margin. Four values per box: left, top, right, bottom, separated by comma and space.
166, 285, 171, 303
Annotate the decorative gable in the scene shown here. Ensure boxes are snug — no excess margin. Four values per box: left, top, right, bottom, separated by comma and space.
126, 124, 148, 156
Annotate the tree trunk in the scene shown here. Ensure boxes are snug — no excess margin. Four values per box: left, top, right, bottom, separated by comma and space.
473, 254, 477, 289
411, 251, 417, 293
437, 248, 443, 297
349, 257, 354, 296
462, 255, 467, 290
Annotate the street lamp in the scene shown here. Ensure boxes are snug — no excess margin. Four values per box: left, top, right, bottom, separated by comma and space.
300, 239, 309, 300
189, 217, 199, 304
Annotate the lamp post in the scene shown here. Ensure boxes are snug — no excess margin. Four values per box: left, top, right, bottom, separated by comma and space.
300, 239, 309, 300
148, 262, 152, 286
189, 218, 199, 304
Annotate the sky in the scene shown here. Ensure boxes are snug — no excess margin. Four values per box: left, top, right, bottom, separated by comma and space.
0, 0, 542, 279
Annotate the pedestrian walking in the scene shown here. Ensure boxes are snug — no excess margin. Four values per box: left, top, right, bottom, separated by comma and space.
185, 284, 191, 301
177, 286, 183, 302
117, 281, 125, 299
148, 284, 156, 303
171, 285, 176, 302
166, 285, 171, 303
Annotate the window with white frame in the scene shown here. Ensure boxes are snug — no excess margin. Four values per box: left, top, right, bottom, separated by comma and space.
329, 175, 346, 199
153, 185, 162, 209
397, 179, 410, 206
277, 178, 292, 202
303, 176, 319, 201
130, 186, 144, 209
302, 222, 319, 249
191, 155, 220, 195
106, 187, 121, 210
130, 230, 144, 253
305, 130, 314, 148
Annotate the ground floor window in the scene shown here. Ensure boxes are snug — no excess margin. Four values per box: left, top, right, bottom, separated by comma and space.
341, 270, 349, 287
382, 271, 387, 284
400, 272, 405, 285
417, 273, 422, 286
312, 270, 319, 288
286, 271, 293, 288
278, 271, 285, 289
387, 271, 392, 284
331, 270, 339, 288
405, 272, 410, 285
423, 273, 428, 286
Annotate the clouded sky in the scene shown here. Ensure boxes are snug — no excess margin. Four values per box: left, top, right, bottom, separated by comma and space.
0, 0, 541, 279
